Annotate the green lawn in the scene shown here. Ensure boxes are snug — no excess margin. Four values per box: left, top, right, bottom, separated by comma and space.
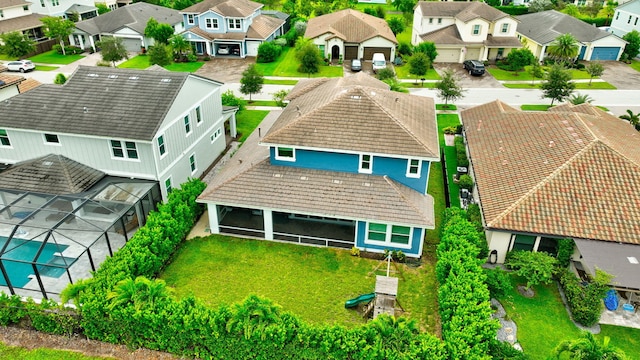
236, 109, 269, 143
521, 104, 552, 111
0, 342, 112, 360
488, 66, 594, 81
353, 3, 396, 12
503, 82, 616, 90
160, 236, 438, 331
630, 60, 640, 72
163, 61, 204, 72
244, 100, 279, 107
499, 275, 640, 360
404, 82, 437, 88
254, 47, 343, 78
0, 54, 18, 61
28, 50, 83, 65
436, 104, 457, 110
117, 55, 150, 69
437, 114, 462, 208
395, 65, 441, 80
263, 79, 298, 85
35, 65, 57, 71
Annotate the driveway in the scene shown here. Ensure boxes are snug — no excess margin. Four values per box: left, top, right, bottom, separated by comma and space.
433, 63, 503, 88
599, 61, 640, 90
195, 57, 255, 83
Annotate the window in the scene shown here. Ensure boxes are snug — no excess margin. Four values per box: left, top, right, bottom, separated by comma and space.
44, 133, 60, 144
501, 23, 509, 33
165, 178, 172, 194
366, 223, 412, 247
497, 48, 504, 58
205, 18, 218, 29
512, 234, 536, 251
195, 106, 202, 124
0, 129, 11, 146
23, 5, 28, 10
184, 115, 191, 134
40, 0, 44, 7
615, 12, 619, 20
429, 18, 433, 24
51, 0, 59, 6
110, 140, 138, 159
577, 0, 586, 5
537, 237, 558, 255
189, 154, 196, 173
187, 14, 194, 25
275, 147, 295, 161
126, 142, 138, 159
438, 18, 442, 24
473, 25, 480, 35
406, 159, 421, 177
228, 19, 241, 29
0, 10, 3, 18
157, 135, 166, 156
210, 128, 222, 142
359, 154, 372, 173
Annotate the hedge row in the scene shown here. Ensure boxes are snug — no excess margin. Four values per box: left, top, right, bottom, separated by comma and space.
437, 208, 500, 360
454, 136, 469, 167
495, 6, 529, 16
558, 269, 611, 327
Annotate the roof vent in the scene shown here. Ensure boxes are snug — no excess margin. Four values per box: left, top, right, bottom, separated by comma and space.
363, 182, 371, 187
128, 76, 139, 80
548, 140, 555, 148
539, 123, 544, 128
300, 176, 308, 180
273, 173, 282, 178
395, 97, 399, 102
87, 73, 99, 77
83, 106, 88, 113
629, 257, 639, 264
160, 78, 171, 83
351, 95, 361, 100
332, 179, 342, 184
108, 75, 118, 79
502, 159, 508, 165
42, 161, 53, 166
370, 91, 376, 96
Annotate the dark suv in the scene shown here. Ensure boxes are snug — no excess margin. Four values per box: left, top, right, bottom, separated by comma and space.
463, 60, 485, 76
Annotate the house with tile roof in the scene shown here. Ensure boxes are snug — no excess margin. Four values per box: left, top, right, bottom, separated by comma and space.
305, 9, 398, 62
179, 0, 285, 57
412, 1, 521, 63
461, 101, 640, 291
517, 10, 627, 61
610, 0, 640, 37
0, 66, 237, 201
198, 73, 439, 258
0, 0, 47, 43
68, 2, 182, 53
0, 73, 25, 101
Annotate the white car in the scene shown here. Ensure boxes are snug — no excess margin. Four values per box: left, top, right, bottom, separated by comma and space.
6, 60, 35, 73
217, 45, 230, 55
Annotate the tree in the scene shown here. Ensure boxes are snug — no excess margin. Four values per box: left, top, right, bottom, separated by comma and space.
506, 251, 558, 290
226, 295, 282, 341
96, 3, 110, 14
585, 61, 604, 85
619, 109, 640, 129
387, 17, 405, 36
240, 64, 264, 101
435, 69, 465, 105
41, 16, 75, 55
505, 48, 535, 75
622, 30, 640, 59
528, 0, 554, 13
408, 52, 430, 83
54, 73, 67, 85
569, 93, 594, 105
107, 276, 171, 311
145, 18, 175, 45
563, 4, 581, 17
485, 0, 501, 6
295, 39, 323, 76
541, 64, 575, 105
584, 1, 603, 18
413, 42, 438, 65
529, 61, 544, 85
148, 43, 172, 66
169, 34, 191, 62
272, 89, 289, 108
553, 332, 627, 360
98, 36, 129, 66
547, 33, 579, 64
391, 0, 417, 14
0, 31, 35, 58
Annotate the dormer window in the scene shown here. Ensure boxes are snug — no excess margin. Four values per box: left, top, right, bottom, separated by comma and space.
206, 18, 218, 29
473, 24, 481, 35
228, 19, 241, 29
406, 159, 421, 178
501, 23, 509, 33
359, 154, 372, 174
275, 147, 295, 161
44, 133, 60, 144
438, 18, 442, 24
187, 14, 194, 25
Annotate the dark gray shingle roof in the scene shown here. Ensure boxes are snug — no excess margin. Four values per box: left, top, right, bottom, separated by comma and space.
516, 10, 616, 44
74, 2, 181, 35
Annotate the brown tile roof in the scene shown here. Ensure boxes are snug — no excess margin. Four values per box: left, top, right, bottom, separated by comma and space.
182, 0, 262, 17
461, 100, 640, 245
0, 73, 24, 89
17, 77, 40, 93
416, 1, 510, 22
263, 73, 439, 159
183, 26, 245, 41
0, 0, 29, 8
246, 14, 284, 39
0, 13, 44, 33
305, 9, 397, 44
420, 24, 471, 45
485, 34, 522, 47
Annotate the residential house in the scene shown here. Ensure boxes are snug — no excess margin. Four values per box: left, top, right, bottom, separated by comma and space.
517, 10, 627, 61
0, 0, 47, 44
412, 1, 521, 63
198, 73, 439, 258
460, 101, 640, 293
0, 66, 237, 201
611, 0, 640, 38
305, 9, 397, 62
69, 2, 182, 52
25, 0, 97, 20
180, 0, 285, 57
0, 73, 24, 101
101, 0, 131, 12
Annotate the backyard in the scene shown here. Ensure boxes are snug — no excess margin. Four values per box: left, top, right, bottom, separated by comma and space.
253, 47, 343, 77
117, 54, 204, 72
28, 50, 84, 65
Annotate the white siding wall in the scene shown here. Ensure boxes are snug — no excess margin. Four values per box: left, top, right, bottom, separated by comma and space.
360, 37, 396, 60
458, 18, 489, 43
611, 9, 640, 37
0, 86, 19, 102
1, 4, 32, 19
486, 230, 512, 264
491, 18, 518, 37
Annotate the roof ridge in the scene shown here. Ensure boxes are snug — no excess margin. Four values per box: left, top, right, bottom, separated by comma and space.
57, 154, 76, 192
383, 175, 429, 221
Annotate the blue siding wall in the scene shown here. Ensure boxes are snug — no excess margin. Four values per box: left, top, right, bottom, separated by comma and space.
355, 221, 423, 257
269, 147, 429, 193
199, 13, 225, 33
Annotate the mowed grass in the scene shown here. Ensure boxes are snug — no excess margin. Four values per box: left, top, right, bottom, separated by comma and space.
395, 65, 441, 80
254, 47, 343, 77
0, 342, 113, 360
28, 50, 83, 65
437, 114, 461, 208
236, 109, 269, 143
499, 275, 640, 360
117, 55, 150, 69
630, 59, 640, 72
503, 82, 616, 90
118, 56, 204, 72
521, 104, 552, 111
263, 79, 298, 85
163, 61, 204, 72
160, 235, 438, 331
35, 65, 57, 71
488, 66, 594, 81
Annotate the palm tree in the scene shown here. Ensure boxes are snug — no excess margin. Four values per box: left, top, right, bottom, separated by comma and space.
107, 276, 172, 311
569, 93, 594, 105
554, 332, 627, 360
547, 34, 580, 64
226, 295, 282, 340
619, 109, 640, 130
169, 35, 192, 62
370, 315, 420, 354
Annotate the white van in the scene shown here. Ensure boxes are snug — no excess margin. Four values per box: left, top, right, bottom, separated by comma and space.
372, 53, 386, 73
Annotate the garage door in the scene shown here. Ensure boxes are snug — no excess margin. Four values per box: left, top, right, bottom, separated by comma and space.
363, 47, 391, 61
435, 49, 459, 63
246, 41, 260, 57
590, 47, 620, 61
120, 38, 141, 52
344, 46, 358, 60
464, 47, 482, 61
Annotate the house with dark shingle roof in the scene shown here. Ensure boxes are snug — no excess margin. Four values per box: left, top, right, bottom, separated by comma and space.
305, 9, 398, 62
180, 0, 285, 57
461, 101, 640, 291
412, 1, 521, 63
68, 2, 183, 52
198, 73, 439, 258
0, 66, 237, 201
517, 10, 627, 61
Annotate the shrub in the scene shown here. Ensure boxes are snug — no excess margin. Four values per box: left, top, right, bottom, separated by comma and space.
257, 41, 282, 63
495, 5, 529, 15
443, 126, 457, 135
506, 251, 558, 290
274, 38, 287, 47
221, 89, 245, 111
559, 269, 613, 326
484, 268, 513, 298
54, 73, 67, 85
556, 239, 574, 268
397, 41, 413, 57
186, 53, 197, 62
96, 60, 111, 67
377, 67, 395, 81
272, 89, 289, 108
458, 174, 474, 190
0, 292, 26, 325
52, 44, 83, 55
454, 136, 469, 167
283, 28, 298, 47
350, 246, 360, 257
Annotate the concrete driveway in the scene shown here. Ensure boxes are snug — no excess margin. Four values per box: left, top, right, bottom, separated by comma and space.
433, 63, 503, 88
599, 61, 640, 90
195, 57, 255, 83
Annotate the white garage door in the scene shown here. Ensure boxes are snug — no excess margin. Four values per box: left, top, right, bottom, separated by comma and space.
464, 47, 482, 61
246, 41, 260, 57
120, 38, 141, 52
435, 49, 459, 63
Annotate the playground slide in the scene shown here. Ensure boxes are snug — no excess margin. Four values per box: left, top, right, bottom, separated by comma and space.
345, 293, 376, 308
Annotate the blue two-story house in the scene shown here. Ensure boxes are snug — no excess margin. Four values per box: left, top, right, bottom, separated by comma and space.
198, 73, 439, 258
179, 0, 285, 57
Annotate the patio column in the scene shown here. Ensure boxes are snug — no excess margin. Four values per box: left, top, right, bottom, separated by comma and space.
533, 236, 541, 252
263, 209, 273, 240
208, 204, 220, 234
482, 47, 489, 61
229, 112, 237, 138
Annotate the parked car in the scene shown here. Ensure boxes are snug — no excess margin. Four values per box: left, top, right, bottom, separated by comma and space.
217, 45, 230, 55
463, 60, 485, 76
6, 60, 35, 73
372, 53, 386, 73
350, 59, 362, 72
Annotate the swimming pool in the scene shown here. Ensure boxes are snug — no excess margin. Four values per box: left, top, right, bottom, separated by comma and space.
0, 237, 71, 288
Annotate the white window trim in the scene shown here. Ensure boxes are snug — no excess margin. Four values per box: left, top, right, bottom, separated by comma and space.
210, 128, 222, 143
189, 153, 197, 174
275, 146, 296, 161
157, 134, 167, 159
109, 140, 140, 161
473, 25, 481, 35
184, 115, 192, 136
358, 154, 373, 174
0, 130, 12, 148
195, 105, 202, 125
165, 176, 173, 194
501, 23, 509, 33
228, 18, 241, 29
43, 133, 61, 146
187, 14, 194, 25
406, 159, 421, 178
364, 222, 413, 250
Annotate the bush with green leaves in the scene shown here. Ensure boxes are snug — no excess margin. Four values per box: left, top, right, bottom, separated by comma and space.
454, 135, 469, 167
556, 238, 574, 268
221, 89, 245, 111
559, 269, 612, 327
484, 267, 513, 298
0, 292, 26, 326
54, 73, 67, 85
458, 174, 474, 190
506, 250, 558, 290
377, 67, 396, 81
257, 41, 282, 63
